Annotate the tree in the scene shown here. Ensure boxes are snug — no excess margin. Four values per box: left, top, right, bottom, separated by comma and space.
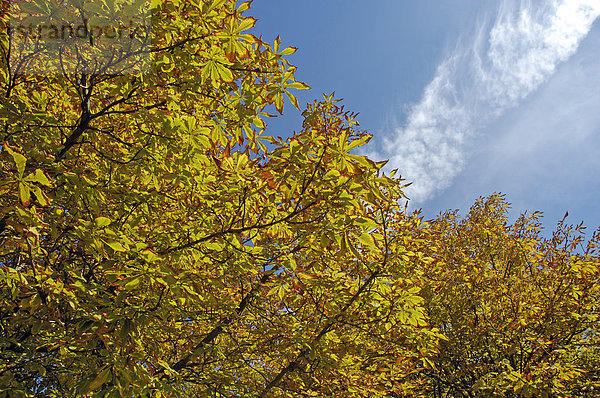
5, 2, 598, 397
411, 194, 600, 397
0, 1, 438, 396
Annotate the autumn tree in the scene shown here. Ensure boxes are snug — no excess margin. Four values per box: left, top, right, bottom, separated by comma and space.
411, 194, 600, 397
4, 2, 597, 397
0, 1, 439, 396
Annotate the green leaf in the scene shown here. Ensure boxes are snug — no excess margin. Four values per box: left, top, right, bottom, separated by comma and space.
217, 63, 234, 82
31, 185, 49, 206
105, 240, 127, 252
141, 249, 161, 262
85, 367, 111, 393
323, 169, 340, 180
355, 217, 378, 230
124, 276, 141, 290
357, 233, 376, 249
6, 145, 27, 178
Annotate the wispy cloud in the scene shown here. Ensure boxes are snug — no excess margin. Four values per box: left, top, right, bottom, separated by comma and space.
371, 0, 600, 203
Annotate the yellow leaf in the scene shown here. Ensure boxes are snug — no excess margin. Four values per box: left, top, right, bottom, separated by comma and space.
18, 182, 31, 206
238, 16, 257, 31
95, 216, 111, 228
358, 233, 376, 249
280, 46, 298, 56
34, 169, 52, 186
217, 64, 234, 82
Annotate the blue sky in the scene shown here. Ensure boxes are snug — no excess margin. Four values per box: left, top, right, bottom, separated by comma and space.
250, 1, 600, 232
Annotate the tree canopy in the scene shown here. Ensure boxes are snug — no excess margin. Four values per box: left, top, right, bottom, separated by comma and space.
1, 0, 438, 396
1, 1, 599, 397
412, 194, 600, 397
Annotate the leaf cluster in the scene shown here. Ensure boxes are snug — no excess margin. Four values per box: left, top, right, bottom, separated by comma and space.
409, 194, 600, 397
0, 1, 437, 396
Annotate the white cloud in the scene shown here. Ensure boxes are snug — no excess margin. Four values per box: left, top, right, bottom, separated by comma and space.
371, 0, 600, 203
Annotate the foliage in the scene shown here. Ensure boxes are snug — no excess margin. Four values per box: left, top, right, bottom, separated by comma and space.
2, 1, 599, 397
411, 194, 600, 397
0, 0, 438, 396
